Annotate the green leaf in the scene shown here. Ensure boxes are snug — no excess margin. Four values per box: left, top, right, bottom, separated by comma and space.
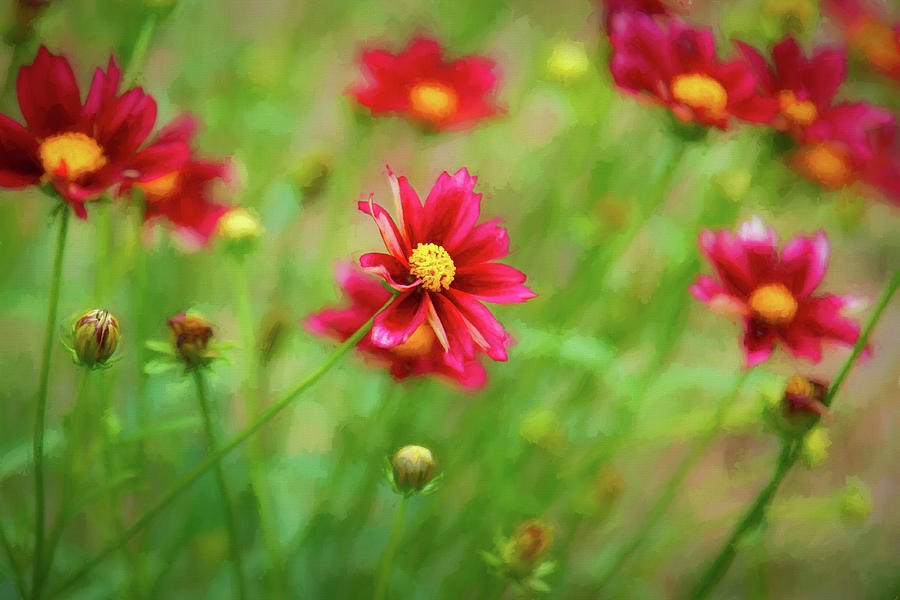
143, 359, 177, 376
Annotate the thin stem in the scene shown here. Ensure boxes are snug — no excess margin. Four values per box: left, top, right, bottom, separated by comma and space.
596, 370, 751, 589
373, 495, 409, 600
123, 14, 158, 87
191, 370, 248, 600
232, 258, 286, 598
48, 295, 396, 598
31, 206, 70, 600
1, 519, 27, 599
688, 265, 900, 600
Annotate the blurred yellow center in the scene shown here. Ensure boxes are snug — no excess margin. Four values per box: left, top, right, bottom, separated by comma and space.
136, 171, 180, 198
795, 143, 853, 189
778, 90, 818, 126
671, 73, 728, 114
408, 82, 459, 122
409, 242, 455, 292
393, 323, 436, 358
785, 375, 813, 398
851, 20, 900, 72
749, 283, 797, 325
38, 132, 107, 179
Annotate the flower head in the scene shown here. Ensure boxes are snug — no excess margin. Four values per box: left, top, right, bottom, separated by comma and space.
306, 263, 487, 388
691, 217, 862, 367
500, 519, 554, 578
0, 47, 189, 218
350, 38, 501, 131
825, 0, 900, 81
390, 445, 436, 494
71, 309, 121, 368
168, 312, 215, 367
357, 168, 535, 379
735, 37, 846, 134
609, 15, 778, 129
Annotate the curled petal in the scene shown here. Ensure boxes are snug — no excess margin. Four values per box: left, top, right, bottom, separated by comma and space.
359, 252, 420, 291
358, 198, 410, 262
370, 290, 427, 349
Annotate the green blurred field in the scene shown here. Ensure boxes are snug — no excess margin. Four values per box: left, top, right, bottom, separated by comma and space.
1, 0, 899, 598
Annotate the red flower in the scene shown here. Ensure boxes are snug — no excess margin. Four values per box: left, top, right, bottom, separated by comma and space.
127, 115, 232, 245
609, 14, 778, 129
736, 37, 846, 135
358, 167, 535, 377
602, 0, 671, 32
825, 0, 900, 81
350, 37, 501, 131
691, 217, 862, 367
0, 46, 188, 218
306, 263, 487, 388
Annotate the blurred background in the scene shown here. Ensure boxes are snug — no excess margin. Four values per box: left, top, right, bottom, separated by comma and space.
0, 0, 899, 598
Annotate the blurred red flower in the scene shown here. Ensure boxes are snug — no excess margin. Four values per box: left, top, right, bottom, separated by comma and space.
358, 167, 535, 377
125, 114, 232, 245
736, 37, 846, 135
691, 217, 862, 367
602, 0, 671, 32
0, 46, 189, 218
350, 37, 501, 131
306, 263, 487, 388
825, 0, 900, 81
608, 15, 778, 129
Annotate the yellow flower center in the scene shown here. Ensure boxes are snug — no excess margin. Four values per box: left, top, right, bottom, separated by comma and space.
408, 82, 459, 122
778, 90, 818, 126
136, 171, 180, 199
38, 132, 107, 180
785, 375, 813, 399
793, 143, 853, 189
671, 73, 728, 114
409, 242, 455, 292
851, 20, 900, 73
748, 283, 798, 325
392, 323, 436, 358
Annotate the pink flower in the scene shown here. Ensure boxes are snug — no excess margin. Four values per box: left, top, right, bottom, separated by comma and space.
350, 37, 501, 131
602, 0, 671, 32
691, 217, 862, 367
358, 167, 535, 377
608, 14, 778, 129
306, 263, 487, 388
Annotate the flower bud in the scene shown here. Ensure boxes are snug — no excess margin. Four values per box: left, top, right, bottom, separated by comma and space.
72, 309, 121, 367
545, 41, 590, 83
168, 313, 214, 366
763, 374, 829, 436
800, 427, 831, 469
391, 445, 435, 494
500, 519, 553, 578
219, 208, 264, 244
840, 477, 873, 523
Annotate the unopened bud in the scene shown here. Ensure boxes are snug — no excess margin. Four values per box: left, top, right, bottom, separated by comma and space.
764, 374, 829, 436
219, 208, 264, 243
840, 477, 873, 523
72, 309, 121, 367
545, 41, 590, 83
391, 445, 435, 494
168, 313, 214, 366
501, 519, 553, 578
800, 427, 831, 469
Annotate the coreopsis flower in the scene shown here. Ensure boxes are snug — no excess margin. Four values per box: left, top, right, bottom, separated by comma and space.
358, 168, 535, 378
791, 102, 896, 190
825, 0, 900, 81
350, 37, 501, 131
126, 115, 232, 245
0, 47, 188, 218
690, 217, 862, 367
168, 313, 215, 367
70, 309, 121, 368
483, 519, 556, 593
608, 14, 778, 129
735, 37, 846, 134
305, 263, 487, 388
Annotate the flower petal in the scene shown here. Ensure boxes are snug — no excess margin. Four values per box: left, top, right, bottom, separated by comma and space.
370, 290, 427, 349
779, 231, 829, 299
359, 252, 420, 291
421, 168, 481, 250
16, 46, 83, 137
453, 263, 536, 303
0, 114, 41, 187
450, 219, 510, 266
446, 289, 512, 361
742, 318, 777, 367
358, 198, 410, 262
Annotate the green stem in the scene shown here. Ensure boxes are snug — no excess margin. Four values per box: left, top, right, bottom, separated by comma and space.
31, 206, 70, 600
191, 370, 248, 600
1, 519, 27, 599
596, 370, 751, 589
688, 265, 900, 600
48, 295, 395, 598
373, 495, 409, 600
232, 258, 286, 598
123, 15, 158, 87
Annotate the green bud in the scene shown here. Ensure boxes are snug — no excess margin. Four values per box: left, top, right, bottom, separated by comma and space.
840, 477, 873, 523
72, 309, 121, 367
391, 445, 435, 494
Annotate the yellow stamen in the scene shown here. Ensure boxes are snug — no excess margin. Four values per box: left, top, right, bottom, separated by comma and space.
793, 143, 853, 189
671, 73, 728, 114
785, 375, 813, 399
392, 323, 436, 358
748, 283, 798, 325
408, 82, 459, 122
409, 242, 456, 292
38, 132, 107, 180
778, 90, 818, 126
136, 171, 180, 198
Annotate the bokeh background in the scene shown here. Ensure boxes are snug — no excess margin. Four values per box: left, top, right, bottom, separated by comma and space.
1, 0, 899, 598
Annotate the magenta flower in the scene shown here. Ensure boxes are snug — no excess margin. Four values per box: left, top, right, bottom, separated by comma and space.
358, 167, 535, 376
691, 217, 862, 367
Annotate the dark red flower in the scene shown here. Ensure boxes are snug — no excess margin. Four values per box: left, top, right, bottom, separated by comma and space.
691, 217, 862, 367
306, 263, 487, 388
735, 37, 846, 135
126, 115, 232, 245
0, 46, 188, 218
350, 37, 501, 131
357, 167, 535, 377
825, 0, 900, 81
609, 14, 778, 129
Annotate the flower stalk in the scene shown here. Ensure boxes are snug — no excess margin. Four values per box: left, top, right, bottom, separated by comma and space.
373, 495, 409, 600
